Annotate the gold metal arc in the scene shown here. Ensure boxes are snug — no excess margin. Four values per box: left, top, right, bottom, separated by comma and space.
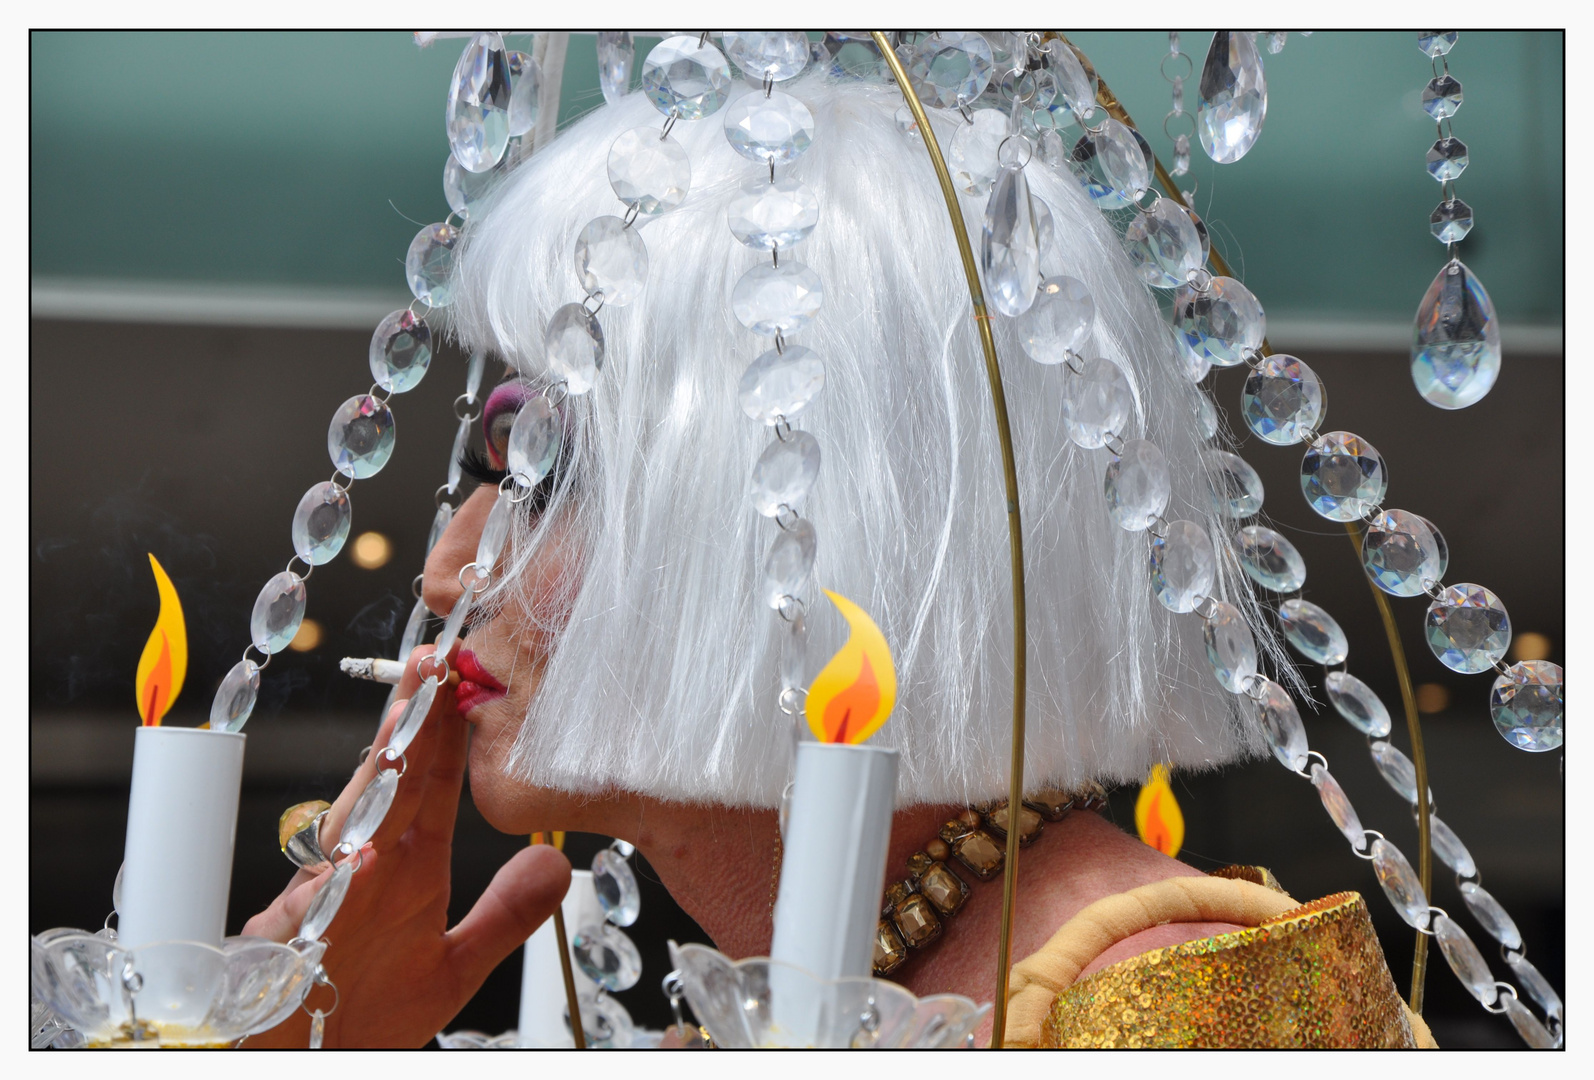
872, 32, 1030, 1049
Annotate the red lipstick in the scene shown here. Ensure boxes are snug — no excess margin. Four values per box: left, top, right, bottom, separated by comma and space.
455, 649, 507, 716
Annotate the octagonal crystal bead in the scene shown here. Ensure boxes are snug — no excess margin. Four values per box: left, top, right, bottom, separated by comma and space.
1233, 525, 1306, 593
1301, 431, 1386, 521
329, 395, 396, 479
1104, 440, 1171, 532
1490, 660, 1563, 752
908, 31, 994, 108
608, 127, 691, 216
1242, 353, 1325, 445
1206, 450, 1263, 519
369, 309, 432, 394
1362, 509, 1442, 597
948, 108, 1006, 196
762, 518, 817, 608
727, 176, 818, 250
575, 216, 649, 307
1426, 583, 1510, 673
1309, 763, 1366, 850
1371, 838, 1429, 928
1422, 74, 1464, 120
1124, 199, 1204, 288
1430, 198, 1474, 244
739, 345, 825, 423
1173, 276, 1265, 367
732, 262, 823, 337
721, 32, 810, 82
545, 303, 605, 395
723, 90, 814, 165
1150, 520, 1215, 613
1418, 32, 1459, 57
406, 223, 459, 307
1203, 600, 1258, 692
1018, 276, 1094, 365
1257, 679, 1308, 772
750, 431, 821, 516
591, 849, 641, 927
642, 35, 731, 120
1324, 671, 1392, 738
1459, 881, 1520, 950
1278, 598, 1348, 666
1062, 357, 1131, 449
1434, 915, 1497, 1005
1426, 137, 1468, 182
292, 481, 352, 566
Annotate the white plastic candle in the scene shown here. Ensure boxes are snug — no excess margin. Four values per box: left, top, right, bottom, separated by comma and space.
770, 741, 899, 980
518, 869, 601, 1047
117, 726, 245, 950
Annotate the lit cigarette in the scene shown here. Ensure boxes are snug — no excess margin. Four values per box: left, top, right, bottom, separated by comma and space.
340, 656, 461, 686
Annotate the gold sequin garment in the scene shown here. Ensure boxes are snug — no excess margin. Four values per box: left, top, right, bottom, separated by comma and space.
1040, 892, 1417, 1048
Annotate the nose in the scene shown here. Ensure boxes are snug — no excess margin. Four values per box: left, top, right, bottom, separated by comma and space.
423, 486, 500, 619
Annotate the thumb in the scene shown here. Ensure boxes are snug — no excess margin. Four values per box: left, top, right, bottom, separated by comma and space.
444, 844, 572, 990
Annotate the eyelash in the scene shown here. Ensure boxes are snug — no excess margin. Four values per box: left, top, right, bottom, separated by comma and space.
458, 448, 508, 487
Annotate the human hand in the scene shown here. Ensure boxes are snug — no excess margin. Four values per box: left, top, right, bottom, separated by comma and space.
241, 645, 570, 1048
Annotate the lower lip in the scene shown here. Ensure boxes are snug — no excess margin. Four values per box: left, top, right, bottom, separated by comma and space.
455, 681, 505, 716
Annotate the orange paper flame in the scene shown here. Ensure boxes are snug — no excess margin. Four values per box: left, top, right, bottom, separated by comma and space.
1135, 763, 1184, 857
804, 590, 896, 745
135, 554, 188, 726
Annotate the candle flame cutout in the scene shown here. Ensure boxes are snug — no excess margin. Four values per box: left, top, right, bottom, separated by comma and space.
135, 554, 188, 726
805, 590, 896, 744
1135, 763, 1184, 857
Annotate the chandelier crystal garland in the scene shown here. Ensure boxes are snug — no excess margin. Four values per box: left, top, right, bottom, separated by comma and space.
1411, 32, 1501, 411
883, 29, 1561, 1047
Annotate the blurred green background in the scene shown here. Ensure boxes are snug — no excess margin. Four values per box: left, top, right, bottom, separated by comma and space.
31, 31, 1563, 325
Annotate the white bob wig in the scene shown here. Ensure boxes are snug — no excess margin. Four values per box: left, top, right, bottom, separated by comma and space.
448, 73, 1283, 809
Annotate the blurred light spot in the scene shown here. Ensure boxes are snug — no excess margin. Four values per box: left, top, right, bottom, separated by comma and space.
1511, 632, 1552, 662
352, 531, 392, 569
288, 618, 323, 653
1415, 682, 1450, 714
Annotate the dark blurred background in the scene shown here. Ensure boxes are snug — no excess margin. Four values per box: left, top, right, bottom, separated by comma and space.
31, 32, 1562, 1047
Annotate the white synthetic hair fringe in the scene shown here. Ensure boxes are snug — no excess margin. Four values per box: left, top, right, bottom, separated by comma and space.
449, 77, 1289, 809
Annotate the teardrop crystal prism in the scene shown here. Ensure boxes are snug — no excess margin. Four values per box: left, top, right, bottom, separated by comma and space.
1197, 31, 1267, 164
545, 303, 605, 395
591, 849, 642, 927
948, 108, 1007, 196
340, 769, 399, 852
506, 50, 540, 138
762, 518, 817, 608
406, 223, 459, 308
739, 346, 826, 423
597, 32, 635, 104
298, 861, 354, 942
1324, 671, 1392, 738
292, 481, 352, 566
572, 923, 643, 992
1257, 679, 1308, 772
1205, 450, 1264, 518
1124, 199, 1203, 288
1412, 259, 1501, 409
1103, 440, 1171, 532
251, 571, 307, 654
369, 309, 432, 394
1278, 598, 1348, 666
389, 675, 440, 758
1150, 520, 1215, 613
750, 431, 821, 516
608, 127, 691, 216
1017, 276, 1094, 365
447, 33, 513, 174
642, 35, 732, 121
1233, 524, 1306, 593
575, 216, 649, 307
507, 394, 561, 488
1203, 600, 1258, 693
328, 395, 396, 479
1173, 276, 1265, 367
210, 659, 260, 733
981, 165, 1041, 317
1062, 357, 1132, 449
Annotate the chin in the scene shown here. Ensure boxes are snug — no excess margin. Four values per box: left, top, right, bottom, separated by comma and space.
466, 737, 571, 836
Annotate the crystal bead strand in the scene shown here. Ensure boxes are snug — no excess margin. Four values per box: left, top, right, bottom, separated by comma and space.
1411, 32, 1501, 410
570, 838, 646, 1042
1161, 32, 1194, 177
718, 33, 822, 732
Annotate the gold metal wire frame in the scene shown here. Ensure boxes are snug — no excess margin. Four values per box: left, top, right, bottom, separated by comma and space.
878, 29, 1437, 1034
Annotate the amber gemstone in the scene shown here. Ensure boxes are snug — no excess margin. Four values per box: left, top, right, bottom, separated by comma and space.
278, 799, 331, 851
1025, 788, 1076, 821
919, 861, 971, 917
906, 851, 935, 878
883, 879, 915, 911
925, 837, 951, 862
939, 817, 975, 844
986, 801, 1045, 845
952, 829, 1005, 880
893, 893, 943, 948
873, 918, 908, 975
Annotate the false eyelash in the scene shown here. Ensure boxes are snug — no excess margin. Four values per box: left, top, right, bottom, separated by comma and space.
458, 447, 508, 487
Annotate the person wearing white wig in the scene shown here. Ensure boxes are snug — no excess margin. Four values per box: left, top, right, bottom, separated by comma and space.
242, 70, 1431, 1048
